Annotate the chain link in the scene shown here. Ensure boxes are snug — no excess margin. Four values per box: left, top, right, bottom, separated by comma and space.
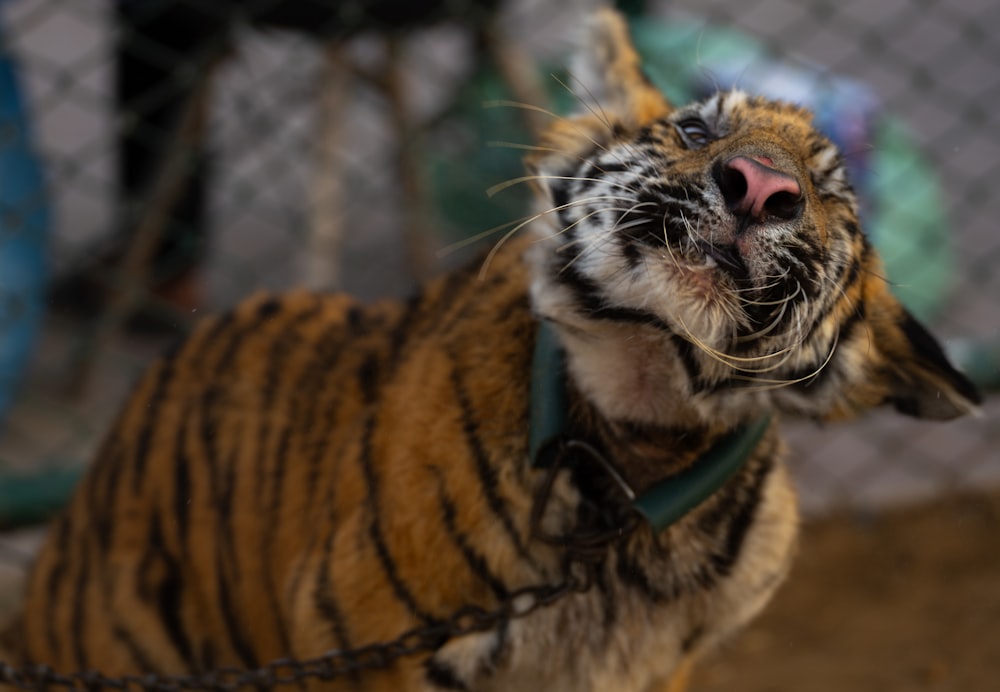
0, 568, 592, 691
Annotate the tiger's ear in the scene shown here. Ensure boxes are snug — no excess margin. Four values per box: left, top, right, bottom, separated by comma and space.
526, 8, 672, 187
568, 7, 673, 128
881, 308, 981, 420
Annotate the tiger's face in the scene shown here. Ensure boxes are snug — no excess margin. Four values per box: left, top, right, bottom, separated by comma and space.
535, 90, 852, 351
526, 9, 978, 426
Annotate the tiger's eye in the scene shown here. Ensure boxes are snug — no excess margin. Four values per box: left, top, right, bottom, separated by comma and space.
677, 118, 713, 146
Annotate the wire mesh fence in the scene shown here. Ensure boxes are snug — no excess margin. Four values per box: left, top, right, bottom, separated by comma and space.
0, 0, 996, 687
0, 0, 996, 547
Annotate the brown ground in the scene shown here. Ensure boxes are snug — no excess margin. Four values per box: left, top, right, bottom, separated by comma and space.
693, 490, 1000, 692
1, 491, 998, 690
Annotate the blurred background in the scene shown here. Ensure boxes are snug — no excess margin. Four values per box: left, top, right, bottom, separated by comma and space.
0, 0, 996, 689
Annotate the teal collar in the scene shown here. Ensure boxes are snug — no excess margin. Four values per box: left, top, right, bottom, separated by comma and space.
529, 320, 771, 533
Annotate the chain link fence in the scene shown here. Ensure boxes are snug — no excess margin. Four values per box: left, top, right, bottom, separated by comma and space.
0, 0, 996, 603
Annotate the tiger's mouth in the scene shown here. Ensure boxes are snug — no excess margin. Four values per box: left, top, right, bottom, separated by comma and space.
624, 200, 755, 286
694, 241, 750, 282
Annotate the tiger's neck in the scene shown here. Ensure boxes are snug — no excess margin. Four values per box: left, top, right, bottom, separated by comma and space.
557, 320, 698, 425
526, 245, 730, 432
529, 305, 760, 438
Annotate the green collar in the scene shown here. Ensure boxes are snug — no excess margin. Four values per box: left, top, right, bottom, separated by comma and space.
529, 320, 771, 533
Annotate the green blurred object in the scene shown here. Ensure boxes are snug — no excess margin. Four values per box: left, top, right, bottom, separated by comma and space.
947, 338, 1000, 393
0, 466, 82, 529
867, 119, 951, 324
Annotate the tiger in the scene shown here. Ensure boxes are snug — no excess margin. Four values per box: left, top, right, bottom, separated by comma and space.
0, 7, 980, 692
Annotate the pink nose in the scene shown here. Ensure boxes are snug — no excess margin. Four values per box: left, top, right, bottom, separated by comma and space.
716, 156, 803, 222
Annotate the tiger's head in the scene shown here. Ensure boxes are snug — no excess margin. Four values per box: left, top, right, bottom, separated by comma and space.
525, 8, 979, 427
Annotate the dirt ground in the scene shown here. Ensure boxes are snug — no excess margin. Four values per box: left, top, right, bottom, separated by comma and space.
1, 490, 998, 690
692, 490, 1000, 692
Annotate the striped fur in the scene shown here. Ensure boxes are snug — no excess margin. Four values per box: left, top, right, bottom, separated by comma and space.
1, 8, 979, 691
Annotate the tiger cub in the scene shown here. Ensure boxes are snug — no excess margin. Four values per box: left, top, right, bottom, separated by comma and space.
1, 8, 979, 692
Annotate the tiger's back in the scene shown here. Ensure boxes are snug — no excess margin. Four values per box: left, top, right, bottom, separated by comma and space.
8, 243, 547, 682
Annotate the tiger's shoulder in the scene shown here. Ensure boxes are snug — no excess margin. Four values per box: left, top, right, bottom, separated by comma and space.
136, 237, 534, 417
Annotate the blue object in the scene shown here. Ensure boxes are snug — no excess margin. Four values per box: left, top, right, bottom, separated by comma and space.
0, 30, 49, 423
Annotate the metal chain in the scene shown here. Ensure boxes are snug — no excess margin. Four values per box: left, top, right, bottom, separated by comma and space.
0, 567, 592, 691
0, 438, 638, 691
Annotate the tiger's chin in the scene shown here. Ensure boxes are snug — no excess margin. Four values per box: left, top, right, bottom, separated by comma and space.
666, 254, 729, 303
643, 257, 745, 347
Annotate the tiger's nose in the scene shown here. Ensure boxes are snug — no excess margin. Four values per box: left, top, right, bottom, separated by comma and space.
714, 155, 804, 222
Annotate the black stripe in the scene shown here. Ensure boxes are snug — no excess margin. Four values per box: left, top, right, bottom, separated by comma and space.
808, 138, 832, 159
88, 435, 122, 556
302, 328, 352, 508
287, 336, 348, 620
669, 333, 703, 388
635, 124, 661, 147
358, 353, 380, 404
649, 182, 705, 202
149, 513, 198, 670
69, 536, 90, 670
614, 540, 676, 604
359, 413, 439, 624
492, 293, 533, 340
217, 445, 237, 532
213, 439, 258, 667
201, 641, 216, 671
313, 528, 353, 651
550, 177, 570, 222
587, 292, 677, 332
207, 298, 283, 386
553, 265, 676, 335
425, 659, 471, 691
198, 387, 223, 514
214, 546, 259, 669
696, 462, 749, 537
429, 466, 510, 601
130, 307, 242, 495
112, 624, 162, 674
705, 455, 774, 578
583, 159, 630, 180
434, 271, 509, 343
592, 560, 617, 633
552, 264, 604, 316
311, 473, 357, 688
620, 230, 643, 270
256, 303, 323, 661
207, 305, 281, 606
190, 312, 241, 504
405, 258, 480, 348
132, 358, 175, 493
681, 624, 706, 653
174, 417, 192, 543
256, 297, 283, 321
254, 304, 309, 506
387, 292, 425, 368
843, 254, 861, 294
290, 316, 354, 646
447, 361, 539, 571
195, 306, 264, 503
785, 301, 867, 392
43, 516, 71, 659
